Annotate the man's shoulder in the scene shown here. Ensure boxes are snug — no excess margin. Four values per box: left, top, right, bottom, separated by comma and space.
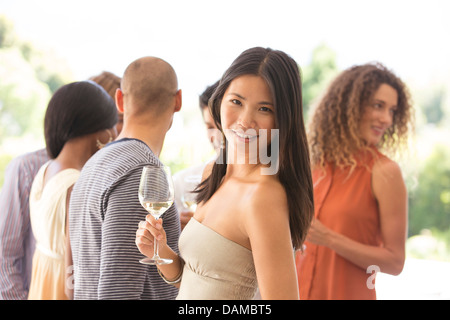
105, 138, 157, 160
84, 139, 160, 177
9, 148, 48, 167
4, 148, 49, 181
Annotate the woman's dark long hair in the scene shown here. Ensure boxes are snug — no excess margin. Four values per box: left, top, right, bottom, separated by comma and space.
196, 47, 314, 249
44, 81, 118, 159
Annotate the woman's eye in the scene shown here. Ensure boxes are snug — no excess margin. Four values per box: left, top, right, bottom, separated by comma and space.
373, 103, 382, 109
231, 99, 241, 106
260, 106, 272, 112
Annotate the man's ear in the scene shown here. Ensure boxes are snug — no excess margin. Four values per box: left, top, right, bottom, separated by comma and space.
174, 89, 182, 113
115, 88, 124, 113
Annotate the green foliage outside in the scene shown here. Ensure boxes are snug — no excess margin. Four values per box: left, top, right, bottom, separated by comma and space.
0, 15, 73, 186
0, 47, 50, 141
422, 86, 446, 125
301, 43, 339, 121
408, 144, 450, 235
0, 15, 73, 145
405, 142, 450, 261
407, 228, 450, 261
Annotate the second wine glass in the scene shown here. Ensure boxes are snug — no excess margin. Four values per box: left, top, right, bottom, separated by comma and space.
181, 174, 202, 213
138, 165, 174, 265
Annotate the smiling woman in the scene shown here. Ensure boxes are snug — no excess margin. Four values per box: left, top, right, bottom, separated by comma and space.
359, 83, 398, 146
136, 47, 314, 300
296, 62, 414, 300
220, 75, 276, 165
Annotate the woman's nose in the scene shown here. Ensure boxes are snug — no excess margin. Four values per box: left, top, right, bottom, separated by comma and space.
237, 108, 256, 129
380, 108, 393, 126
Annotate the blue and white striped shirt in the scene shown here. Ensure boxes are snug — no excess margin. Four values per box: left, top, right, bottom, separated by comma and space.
69, 138, 180, 300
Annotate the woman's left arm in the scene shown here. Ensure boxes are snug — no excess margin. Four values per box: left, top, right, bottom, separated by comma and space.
308, 159, 407, 275
245, 183, 299, 300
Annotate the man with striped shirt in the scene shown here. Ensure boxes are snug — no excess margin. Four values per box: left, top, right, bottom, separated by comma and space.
69, 56, 182, 299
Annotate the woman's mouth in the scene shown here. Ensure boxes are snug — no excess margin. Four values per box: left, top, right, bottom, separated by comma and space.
371, 126, 385, 136
231, 129, 258, 143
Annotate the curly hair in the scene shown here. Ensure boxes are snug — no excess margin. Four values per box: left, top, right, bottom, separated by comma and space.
89, 71, 121, 100
308, 62, 414, 172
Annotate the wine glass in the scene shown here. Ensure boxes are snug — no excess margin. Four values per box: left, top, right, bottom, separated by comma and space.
181, 175, 201, 213
138, 165, 174, 265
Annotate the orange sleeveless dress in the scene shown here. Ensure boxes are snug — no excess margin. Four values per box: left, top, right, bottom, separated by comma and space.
296, 150, 386, 300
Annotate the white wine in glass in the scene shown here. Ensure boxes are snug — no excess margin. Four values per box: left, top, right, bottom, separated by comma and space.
138, 165, 174, 265
181, 175, 201, 213
142, 201, 173, 218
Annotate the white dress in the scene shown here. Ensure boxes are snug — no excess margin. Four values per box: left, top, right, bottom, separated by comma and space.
28, 162, 79, 300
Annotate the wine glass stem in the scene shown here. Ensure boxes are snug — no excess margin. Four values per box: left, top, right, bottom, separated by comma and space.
154, 217, 160, 260
154, 238, 160, 260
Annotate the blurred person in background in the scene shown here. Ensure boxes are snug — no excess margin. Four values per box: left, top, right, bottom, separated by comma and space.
173, 80, 220, 230
27, 81, 118, 300
0, 72, 121, 300
89, 71, 123, 134
0, 149, 48, 299
296, 62, 414, 299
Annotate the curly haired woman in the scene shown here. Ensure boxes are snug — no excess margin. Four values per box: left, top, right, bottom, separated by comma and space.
296, 62, 414, 300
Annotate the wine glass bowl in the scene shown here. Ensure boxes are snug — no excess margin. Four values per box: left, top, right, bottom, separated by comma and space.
138, 165, 174, 265
181, 175, 201, 213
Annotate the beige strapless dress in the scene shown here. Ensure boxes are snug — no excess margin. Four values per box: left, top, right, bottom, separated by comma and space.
176, 218, 257, 300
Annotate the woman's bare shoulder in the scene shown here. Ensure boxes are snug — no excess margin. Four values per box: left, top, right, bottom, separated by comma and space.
372, 156, 403, 181
246, 177, 289, 221
242, 176, 291, 258
372, 156, 406, 199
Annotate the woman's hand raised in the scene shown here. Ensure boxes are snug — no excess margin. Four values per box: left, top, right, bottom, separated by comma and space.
135, 214, 168, 258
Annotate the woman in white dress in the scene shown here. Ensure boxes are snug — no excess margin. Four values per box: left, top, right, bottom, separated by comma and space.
28, 81, 118, 299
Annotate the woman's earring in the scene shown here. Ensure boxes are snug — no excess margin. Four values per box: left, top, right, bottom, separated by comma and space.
96, 130, 113, 149
220, 133, 226, 149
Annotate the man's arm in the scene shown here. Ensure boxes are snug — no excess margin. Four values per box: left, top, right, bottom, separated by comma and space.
97, 165, 181, 300
98, 167, 149, 299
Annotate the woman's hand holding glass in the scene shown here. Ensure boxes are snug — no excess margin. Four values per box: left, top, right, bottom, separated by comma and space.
136, 215, 168, 260
136, 214, 184, 286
